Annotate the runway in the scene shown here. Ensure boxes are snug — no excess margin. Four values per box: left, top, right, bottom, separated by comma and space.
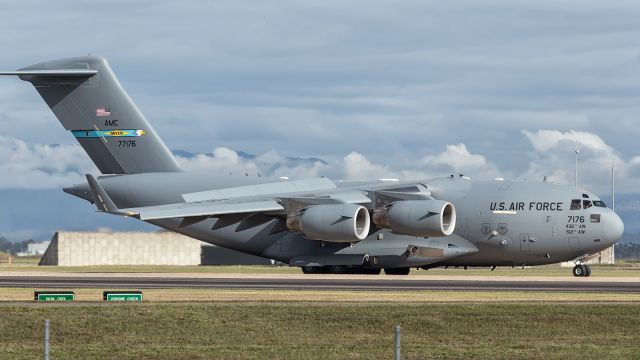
1, 274, 640, 293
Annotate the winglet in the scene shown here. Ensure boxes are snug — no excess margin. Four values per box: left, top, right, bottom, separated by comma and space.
85, 174, 120, 213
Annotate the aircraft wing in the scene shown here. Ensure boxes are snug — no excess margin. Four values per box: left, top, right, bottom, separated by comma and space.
85, 174, 435, 224
124, 200, 285, 221
86, 174, 284, 220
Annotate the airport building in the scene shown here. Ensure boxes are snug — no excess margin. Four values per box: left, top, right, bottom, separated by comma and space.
39, 231, 273, 266
15, 241, 51, 257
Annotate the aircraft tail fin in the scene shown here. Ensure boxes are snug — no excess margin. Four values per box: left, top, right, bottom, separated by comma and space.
0, 56, 182, 174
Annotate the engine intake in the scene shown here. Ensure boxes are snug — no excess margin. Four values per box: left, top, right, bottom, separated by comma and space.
372, 200, 456, 237
286, 204, 371, 242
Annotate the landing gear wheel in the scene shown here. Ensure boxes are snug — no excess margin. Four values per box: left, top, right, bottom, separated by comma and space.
584, 265, 592, 277
301, 266, 321, 274
329, 265, 347, 274
573, 265, 586, 277
359, 268, 382, 275
384, 267, 411, 276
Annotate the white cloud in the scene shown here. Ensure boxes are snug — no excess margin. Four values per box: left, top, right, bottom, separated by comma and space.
0, 136, 95, 189
422, 144, 497, 173
3, 128, 637, 197
521, 129, 635, 193
523, 130, 612, 153
342, 152, 394, 181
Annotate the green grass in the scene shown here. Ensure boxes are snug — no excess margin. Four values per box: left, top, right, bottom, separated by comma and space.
3, 288, 640, 302
0, 303, 638, 359
3, 257, 640, 277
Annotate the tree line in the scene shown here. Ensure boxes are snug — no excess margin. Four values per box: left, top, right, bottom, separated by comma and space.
0, 236, 35, 255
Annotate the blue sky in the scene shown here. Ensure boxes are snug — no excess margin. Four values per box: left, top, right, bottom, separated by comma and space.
1, 1, 640, 240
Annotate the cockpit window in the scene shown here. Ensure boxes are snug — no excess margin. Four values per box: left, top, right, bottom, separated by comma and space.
583, 200, 592, 209
570, 199, 582, 210
593, 200, 607, 208
582, 193, 590, 199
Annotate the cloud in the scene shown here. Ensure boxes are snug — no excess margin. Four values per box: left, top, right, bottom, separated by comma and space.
421, 143, 500, 177
176, 147, 328, 179
521, 129, 637, 193
524, 130, 612, 153
176, 147, 260, 176
2, 0, 640, 176
341, 144, 501, 182
2, 128, 639, 198
342, 152, 394, 180
0, 136, 95, 189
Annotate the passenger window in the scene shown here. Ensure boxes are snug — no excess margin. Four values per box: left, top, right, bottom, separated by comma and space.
570, 199, 581, 210
583, 200, 592, 209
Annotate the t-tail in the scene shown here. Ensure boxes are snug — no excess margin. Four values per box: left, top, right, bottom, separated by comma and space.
0, 56, 182, 174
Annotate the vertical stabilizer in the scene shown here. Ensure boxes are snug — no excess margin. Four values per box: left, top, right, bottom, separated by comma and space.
2, 56, 182, 174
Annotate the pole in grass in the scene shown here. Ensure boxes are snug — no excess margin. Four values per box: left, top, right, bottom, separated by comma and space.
394, 325, 401, 360
44, 319, 50, 360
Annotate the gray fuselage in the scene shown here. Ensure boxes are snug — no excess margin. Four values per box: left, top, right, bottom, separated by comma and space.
67, 173, 622, 268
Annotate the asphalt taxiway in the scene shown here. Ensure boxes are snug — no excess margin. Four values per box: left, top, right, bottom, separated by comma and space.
1, 274, 639, 293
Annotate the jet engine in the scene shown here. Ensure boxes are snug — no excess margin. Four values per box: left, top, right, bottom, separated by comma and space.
286, 204, 371, 242
372, 200, 456, 237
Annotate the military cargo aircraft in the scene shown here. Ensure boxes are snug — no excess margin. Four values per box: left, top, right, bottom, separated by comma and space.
0, 56, 624, 276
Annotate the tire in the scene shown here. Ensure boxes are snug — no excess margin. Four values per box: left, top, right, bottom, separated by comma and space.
359, 268, 382, 275
329, 265, 347, 274
584, 265, 592, 277
384, 267, 411, 276
301, 266, 320, 274
572, 265, 584, 277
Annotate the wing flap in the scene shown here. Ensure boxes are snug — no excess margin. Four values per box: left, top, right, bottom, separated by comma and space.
128, 200, 285, 221
85, 174, 284, 220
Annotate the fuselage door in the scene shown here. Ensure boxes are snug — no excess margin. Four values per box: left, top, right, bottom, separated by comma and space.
519, 233, 530, 252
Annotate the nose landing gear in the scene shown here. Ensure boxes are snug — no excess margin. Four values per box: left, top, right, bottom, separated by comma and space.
572, 264, 592, 277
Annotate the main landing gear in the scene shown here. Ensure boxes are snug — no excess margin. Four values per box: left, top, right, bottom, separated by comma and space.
572, 264, 592, 277
301, 265, 382, 275
383, 267, 411, 276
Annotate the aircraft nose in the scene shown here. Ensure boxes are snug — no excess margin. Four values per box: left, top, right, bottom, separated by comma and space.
602, 212, 624, 244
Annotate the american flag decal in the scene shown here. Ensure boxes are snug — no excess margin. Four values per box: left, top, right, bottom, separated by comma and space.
96, 107, 111, 117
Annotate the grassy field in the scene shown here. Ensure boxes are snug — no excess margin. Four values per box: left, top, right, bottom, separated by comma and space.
2, 288, 640, 302
0, 302, 638, 359
3, 257, 640, 277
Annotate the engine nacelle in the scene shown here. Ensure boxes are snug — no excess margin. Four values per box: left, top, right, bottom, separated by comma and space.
286, 204, 371, 242
372, 200, 456, 237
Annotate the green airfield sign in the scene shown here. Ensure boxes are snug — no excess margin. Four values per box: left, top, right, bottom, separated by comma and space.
103, 291, 143, 302
35, 292, 75, 301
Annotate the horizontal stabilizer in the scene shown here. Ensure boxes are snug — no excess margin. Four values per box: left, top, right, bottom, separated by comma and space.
0, 70, 97, 76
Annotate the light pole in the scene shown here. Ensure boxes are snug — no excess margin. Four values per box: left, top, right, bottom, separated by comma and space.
611, 160, 616, 263
575, 149, 580, 188
611, 160, 616, 211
